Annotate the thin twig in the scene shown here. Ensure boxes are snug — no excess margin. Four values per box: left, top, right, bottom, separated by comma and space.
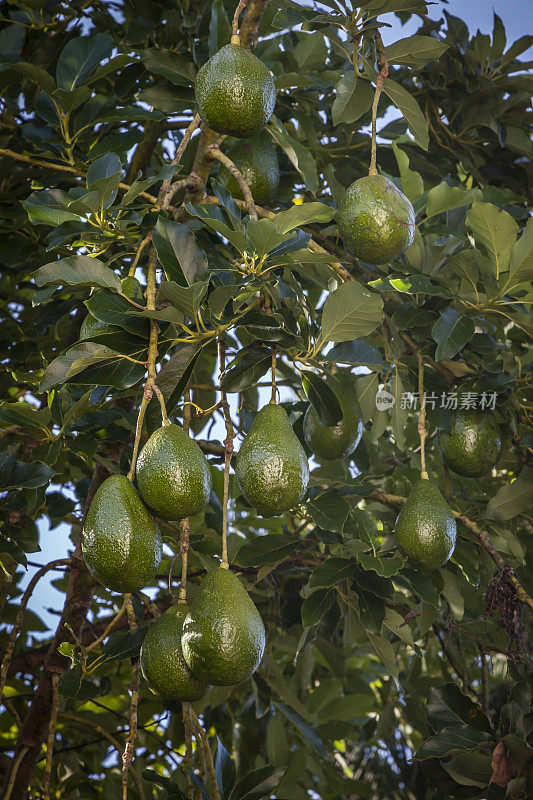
122, 596, 140, 800
158, 114, 201, 210
4, 745, 30, 800
190, 708, 221, 800
182, 702, 195, 799
129, 231, 153, 277
206, 146, 258, 220
43, 672, 60, 800
231, 0, 249, 42
369, 30, 388, 175
417, 355, 428, 479
0, 558, 71, 706
217, 336, 235, 569
85, 601, 128, 653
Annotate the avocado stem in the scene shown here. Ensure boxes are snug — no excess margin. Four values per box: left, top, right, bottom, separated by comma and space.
231, 0, 249, 44
417, 354, 428, 479
218, 336, 235, 569
368, 29, 389, 176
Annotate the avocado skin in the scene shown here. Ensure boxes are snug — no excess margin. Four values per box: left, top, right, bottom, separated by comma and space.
140, 604, 208, 702
303, 374, 363, 461
439, 409, 502, 477
181, 568, 265, 686
136, 424, 212, 521
395, 479, 456, 569
235, 404, 309, 517
337, 175, 415, 265
82, 475, 162, 593
219, 131, 279, 205
195, 44, 276, 137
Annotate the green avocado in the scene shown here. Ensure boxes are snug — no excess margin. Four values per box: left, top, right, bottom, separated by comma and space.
80, 276, 144, 340
337, 174, 415, 264
136, 423, 212, 520
439, 408, 502, 477
195, 43, 276, 137
219, 131, 279, 205
82, 475, 162, 593
303, 374, 363, 461
395, 478, 456, 569
181, 567, 265, 686
235, 404, 309, 516
140, 604, 208, 702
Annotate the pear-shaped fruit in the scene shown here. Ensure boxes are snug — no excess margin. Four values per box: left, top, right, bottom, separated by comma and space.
303, 374, 363, 461
219, 131, 279, 205
181, 567, 265, 685
82, 475, 162, 592
439, 408, 502, 477
195, 44, 276, 137
337, 174, 415, 264
140, 604, 208, 702
136, 423, 212, 521
395, 478, 456, 569
235, 404, 309, 516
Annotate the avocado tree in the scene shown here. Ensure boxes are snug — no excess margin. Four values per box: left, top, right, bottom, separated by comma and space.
0, 0, 532, 798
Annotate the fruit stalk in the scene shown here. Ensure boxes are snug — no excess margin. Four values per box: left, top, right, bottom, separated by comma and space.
231, 0, 249, 45
369, 30, 388, 176
207, 145, 258, 220
179, 395, 192, 603
218, 336, 235, 569
122, 596, 140, 800
417, 354, 428, 479
271, 345, 277, 403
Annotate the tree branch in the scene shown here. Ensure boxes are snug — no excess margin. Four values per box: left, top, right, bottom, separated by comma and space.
207, 146, 258, 220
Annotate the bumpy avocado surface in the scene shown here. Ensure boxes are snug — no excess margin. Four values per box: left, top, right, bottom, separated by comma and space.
439, 408, 502, 477
136, 423, 212, 521
337, 174, 415, 264
235, 404, 309, 516
395, 478, 456, 569
140, 604, 208, 702
219, 131, 279, 205
303, 373, 363, 461
195, 44, 276, 137
82, 475, 162, 593
181, 567, 265, 686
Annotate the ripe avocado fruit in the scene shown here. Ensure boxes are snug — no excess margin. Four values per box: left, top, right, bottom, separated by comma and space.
140, 604, 208, 702
181, 567, 265, 685
439, 408, 502, 477
80, 277, 144, 340
337, 174, 415, 264
82, 475, 162, 593
235, 404, 309, 516
219, 131, 280, 205
195, 43, 276, 137
303, 373, 363, 461
395, 478, 456, 569
136, 423, 212, 521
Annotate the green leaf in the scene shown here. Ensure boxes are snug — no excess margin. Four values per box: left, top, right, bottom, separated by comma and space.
301, 588, 334, 627
56, 33, 113, 91
12, 61, 56, 94
325, 340, 387, 370
317, 283, 384, 346
425, 181, 481, 219
465, 201, 519, 277
432, 307, 475, 361
100, 627, 147, 662
367, 631, 398, 679
228, 766, 285, 800
356, 553, 404, 578
221, 349, 272, 393
294, 32, 328, 71
415, 726, 491, 760
368, 274, 453, 298
153, 217, 208, 286
208, 0, 232, 56
142, 770, 186, 799
274, 702, 328, 758
509, 218, 533, 283
319, 693, 375, 721
485, 467, 533, 521
246, 219, 295, 257
0, 460, 54, 490
215, 738, 235, 800
272, 202, 336, 233
269, 120, 318, 194
332, 73, 374, 126
383, 77, 428, 150
306, 497, 350, 534
385, 35, 449, 68
307, 558, 354, 588
301, 371, 342, 426
33, 256, 121, 292
59, 669, 99, 701
237, 535, 298, 568
160, 281, 208, 317
440, 569, 465, 620
392, 142, 424, 202
0, 402, 51, 432
142, 48, 196, 85
22, 189, 81, 227
166, 348, 203, 417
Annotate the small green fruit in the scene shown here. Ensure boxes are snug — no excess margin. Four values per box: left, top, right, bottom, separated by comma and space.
181, 567, 265, 686
195, 44, 276, 137
219, 131, 279, 205
395, 478, 456, 569
235, 404, 309, 516
82, 475, 162, 593
337, 174, 415, 264
120, 276, 144, 302
303, 374, 363, 461
140, 604, 208, 702
136, 423, 212, 520
439, 408, 502, 477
